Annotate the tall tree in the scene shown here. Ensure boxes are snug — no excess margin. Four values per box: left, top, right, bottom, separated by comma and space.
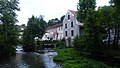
23, 15, 46, 52
84, 9, 104, 53
75, 0, 105, 53
97, 6, 115, 46
77, 0, 96, 23
0, 0, 20, 58
112, 0, 120, 47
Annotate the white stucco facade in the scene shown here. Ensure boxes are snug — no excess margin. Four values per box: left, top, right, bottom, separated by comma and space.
63, 10, 83, 46
43, 23, 63, 41
63, 10, 83, 39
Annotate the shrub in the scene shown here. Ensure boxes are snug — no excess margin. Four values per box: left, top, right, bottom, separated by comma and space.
73, 36, 85, 52
79, 61, 111, 68
63, 63, 80, 68
54, 48, 111, 68
56, 40, 66, 49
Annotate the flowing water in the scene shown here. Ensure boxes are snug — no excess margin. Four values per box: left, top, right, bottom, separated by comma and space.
0, 47, 62, 68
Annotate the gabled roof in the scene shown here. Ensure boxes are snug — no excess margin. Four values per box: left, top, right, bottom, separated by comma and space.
69, 10, 77, 16
68, 10, 84, 26
47, 23, 63, 30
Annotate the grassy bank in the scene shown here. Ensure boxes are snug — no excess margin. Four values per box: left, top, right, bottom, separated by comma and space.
53, 48, 111, 68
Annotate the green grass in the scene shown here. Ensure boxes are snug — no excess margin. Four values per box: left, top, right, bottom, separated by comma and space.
53, 48, 111, 68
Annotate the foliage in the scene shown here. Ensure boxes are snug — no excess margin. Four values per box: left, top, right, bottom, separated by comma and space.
47, 18, 61, 27
54, 48, 110, 68
97, 6, 116, 46
112, 0, 120, 47
75, 9, 104, 53
47, 15, 65, 27
60, 15, 65, 22
63, 61, 110, 68
84, 10, 105, 53
23, 15, 46, 52
76, 0, 104, 54
98, 6, 115, 28
75, 0, 120, 67
77, 0, 96, 23
76, 0, 119, 54
53, 48, 81, 63
73, 35, 85, 52
56, 40, 66, 49
0, 0, 20, 58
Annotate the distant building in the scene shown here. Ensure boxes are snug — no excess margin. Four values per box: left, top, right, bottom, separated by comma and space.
42, 10, 84, 46
42, 23, 63, 41
63, 10, 83, 46
17, 24, 26, 40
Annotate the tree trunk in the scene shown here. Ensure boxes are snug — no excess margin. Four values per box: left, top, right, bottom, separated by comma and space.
116, 27, 119, 47
108, 28, 111, 46
113, 27, 117, 46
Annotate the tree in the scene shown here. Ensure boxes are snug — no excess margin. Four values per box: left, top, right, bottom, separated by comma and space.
77, 0, 96, 23
97, 6, 115, 46
0, 0, 20, 58
75, 0, 105, 53
60, 15, 65, 22
112, 0, 120, 47
109, 0, 114, 6
23, 15, 46, 52
47, 18, 60, 27
84, 10, 104, 53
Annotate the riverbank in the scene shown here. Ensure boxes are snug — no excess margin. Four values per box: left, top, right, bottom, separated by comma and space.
53, 48, 111, 68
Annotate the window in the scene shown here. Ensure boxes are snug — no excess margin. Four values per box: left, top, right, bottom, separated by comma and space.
65, 24, 67, 28
71, 22, 73, 27
59, 27, 60, 30
61, 27, 62, 30
68, 15, 70, 20
65, 31, 67, 36
71, 30, 74, 36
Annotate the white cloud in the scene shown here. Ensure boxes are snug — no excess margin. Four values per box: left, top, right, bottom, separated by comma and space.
96, 0, 110, 7
17, 0, 109, 25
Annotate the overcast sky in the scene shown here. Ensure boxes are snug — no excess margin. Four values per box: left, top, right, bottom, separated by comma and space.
16, 0, 110, 25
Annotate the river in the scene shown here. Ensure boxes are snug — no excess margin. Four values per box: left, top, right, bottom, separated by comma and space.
0, 47, 62, 68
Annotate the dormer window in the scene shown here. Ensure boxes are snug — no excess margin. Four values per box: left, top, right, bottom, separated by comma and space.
68, 15, 70, 20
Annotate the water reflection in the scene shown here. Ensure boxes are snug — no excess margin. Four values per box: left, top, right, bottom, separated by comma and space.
22, 52, 45, 68
42, 52, 61, 68
0, 51, 44, 68
15, 52, 29, 68
0, 48, 61, 68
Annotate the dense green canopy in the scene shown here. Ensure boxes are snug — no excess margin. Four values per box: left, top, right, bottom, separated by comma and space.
0, 0, 20, 58
23, 15, 46, 52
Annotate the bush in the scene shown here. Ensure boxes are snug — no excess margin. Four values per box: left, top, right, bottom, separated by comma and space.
63, 63, 80, 68
54, 48, 111, 68
56, 40, 66, 48
53, 48, 79, 62
79, 61, 110, 68
73, 36, 85, 52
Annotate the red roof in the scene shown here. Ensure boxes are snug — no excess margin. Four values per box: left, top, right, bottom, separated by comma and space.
47, 23, 63, 30
69, 10, 77, 16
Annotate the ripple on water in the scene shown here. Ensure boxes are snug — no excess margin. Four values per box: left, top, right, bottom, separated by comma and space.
40, 52, 62, 68
0, 49, 61, 68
